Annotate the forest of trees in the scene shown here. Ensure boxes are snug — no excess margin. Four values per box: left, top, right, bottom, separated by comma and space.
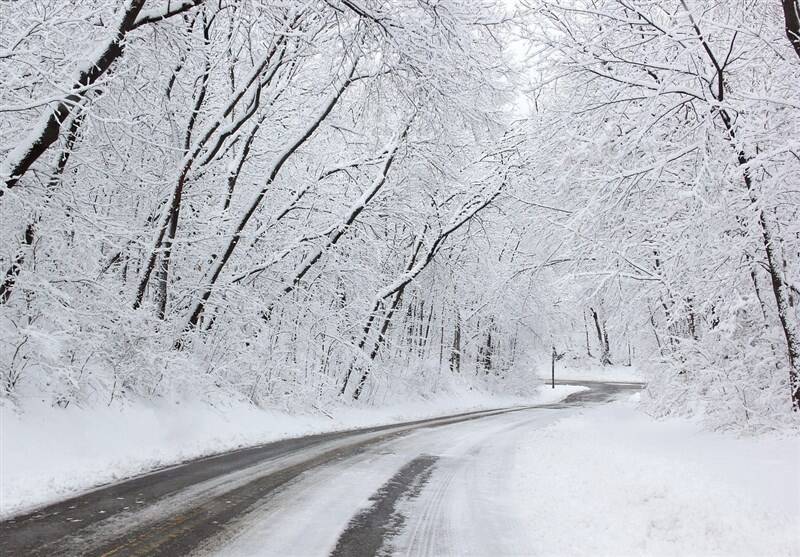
1, 0, 798, 431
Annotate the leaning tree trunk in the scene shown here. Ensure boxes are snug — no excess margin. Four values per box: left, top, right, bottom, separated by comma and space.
0, 224, 34, 304
154, 13, 212, 320
179, 60, 359, 339
340, 231, 425, 397
133, 35, 290, 311
0, 0, 205, 195
758, 207, 800, 409
783, 0, 800, 59
352, 286, 406, 400
0, 107, 87, 304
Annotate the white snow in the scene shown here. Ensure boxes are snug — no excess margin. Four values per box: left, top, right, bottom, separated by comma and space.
0, 384, 582, 518
7, 379, 796, 557
203, 391, 799, 557
538, 360, 645, 383
196, 407, 563, 557
394, 394, 800, 557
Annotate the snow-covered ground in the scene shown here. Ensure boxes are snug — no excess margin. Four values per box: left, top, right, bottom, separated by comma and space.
396, 393, 800, 556
0, 383, 583, 518
207, 392, 799, 557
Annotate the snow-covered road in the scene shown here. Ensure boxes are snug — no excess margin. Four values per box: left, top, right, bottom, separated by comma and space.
201, 403, 569, 557
3, 381, 797, 557
201, 383, 799, 557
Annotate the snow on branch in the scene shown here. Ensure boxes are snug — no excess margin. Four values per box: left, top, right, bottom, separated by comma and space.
132, 0, 205, 29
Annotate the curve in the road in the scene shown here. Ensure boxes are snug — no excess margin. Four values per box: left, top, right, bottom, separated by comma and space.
0, 381, 641, 556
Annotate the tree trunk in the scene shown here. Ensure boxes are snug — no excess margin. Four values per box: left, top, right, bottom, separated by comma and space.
177, 61, 358, 337
1, 107, 87, 304
759, 209, 800, 409
153, 250, 169, 320
681, 0, 800, 409
0, 0, 204, 193
352, 286, 406, 400
340, 230, 425, 397
450, 312, 461, 374
602, 320, 611, 362
152, 14, 213, 319
783, 0, 800, 59
0, 224, 34, 304
133, 37, 290, 310
649, 307, 664, 356
584, 308, 593, 357
591, 307, 612, 365
278, 119, 409, 301
0, 0, 148, 194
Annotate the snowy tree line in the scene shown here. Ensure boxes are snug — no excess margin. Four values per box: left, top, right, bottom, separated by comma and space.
516, 0, 800, 428
1, 0, 528, 409
1, 0, 798, 430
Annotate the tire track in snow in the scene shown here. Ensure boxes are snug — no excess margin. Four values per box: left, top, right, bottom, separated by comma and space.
1, 382, 638, 556
2, 400, 589, 556
391, 414, 559, 557
330, 455, 439, 557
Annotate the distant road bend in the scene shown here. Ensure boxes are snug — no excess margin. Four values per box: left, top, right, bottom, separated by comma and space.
0, 381, 641, 557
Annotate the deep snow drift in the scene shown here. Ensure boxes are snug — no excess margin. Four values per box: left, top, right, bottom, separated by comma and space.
0, 382, 584, 518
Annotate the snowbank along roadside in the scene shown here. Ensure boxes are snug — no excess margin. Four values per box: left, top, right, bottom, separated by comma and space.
0, 384, 584, 518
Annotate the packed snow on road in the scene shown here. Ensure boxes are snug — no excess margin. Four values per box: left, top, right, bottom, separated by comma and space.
201, 391, 800, 557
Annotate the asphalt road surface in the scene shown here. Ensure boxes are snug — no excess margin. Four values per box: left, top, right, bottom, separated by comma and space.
0, 380, 641, 556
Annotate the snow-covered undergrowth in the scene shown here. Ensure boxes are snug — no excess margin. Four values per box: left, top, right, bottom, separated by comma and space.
535, 358, 644, 383
0, 380, 583, 519
642, 335, 800, 433
534, 352, 800, 433
503, 395, 800, 556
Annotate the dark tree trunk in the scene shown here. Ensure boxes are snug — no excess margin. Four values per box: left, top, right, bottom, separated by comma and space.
1, 0, 148, 193
760, 210, 800, 410
686, 297, 698, 341
153, 15, 215, 319
591, 307, 612, 365
682, 6, 800, 409
649, 308, 664, 356
420, 300, 434, 358
341, 230, 425, 397
602, 321, 611, 361
177, 63, 358, 337
352, 287, 406, 400
1, 107, 87, 304
783, 0, 800, 59
584, 308, 593, 357
478, 321, 494, 374
450, 314, 461, 374
0, 224, 34, 304
134, 36, 290, 312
